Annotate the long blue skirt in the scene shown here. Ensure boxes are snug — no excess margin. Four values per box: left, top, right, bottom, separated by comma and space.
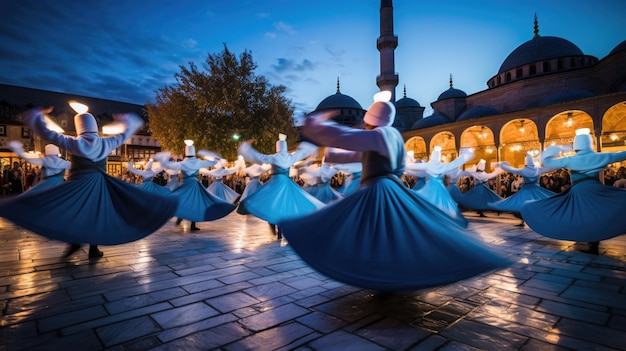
279, 176, 509, 292
489, 183, 555, 213
207, 181, 240, 204
415, 179, 467, 227
522, 180, 626, 242
0, 170, 179, 245
172, 178, 236, 222
305, 183, 344, 204
237, 174, 325, 224
450, 183, 503, 211
137, 180, 172, 196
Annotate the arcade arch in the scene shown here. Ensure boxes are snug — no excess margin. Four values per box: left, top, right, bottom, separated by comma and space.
499, 118, 540, 167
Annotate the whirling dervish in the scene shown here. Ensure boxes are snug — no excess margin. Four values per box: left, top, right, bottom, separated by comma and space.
127, 159, 170, 195
488, 153, 557, 226
7, 141, 69, 194
279, 92, 508, 292
405, 146, 474, 227
238, 163, 271, 202
334, 162, 363, 196
521, 128, 626, 253
201, 158, 240, 204
300, 160, 344, 204
155, 140, 236, 231
0, 104, 179, 258
450, 159, 504, 217
237, 133, 325, 238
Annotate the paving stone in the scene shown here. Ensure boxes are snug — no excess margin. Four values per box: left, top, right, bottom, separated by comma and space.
151, 301, 218, 329
1, 213, 626, 350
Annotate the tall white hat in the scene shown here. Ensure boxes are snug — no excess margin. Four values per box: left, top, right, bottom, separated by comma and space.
573, 128, 593, 151
45, 144, 60, 156
363, 101, 395, 127
276, 133, 287, 153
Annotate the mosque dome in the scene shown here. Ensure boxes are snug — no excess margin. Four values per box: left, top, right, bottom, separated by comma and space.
457, 106, 500, 122
411, 114, 452, 129
315, 80, 363, 111
499, 36, 584, 74
396, 88, 421, 108
609, 40, 626, 56
437, 87, 467, 101
437, 75, 467, 101
540, 89, 595, 106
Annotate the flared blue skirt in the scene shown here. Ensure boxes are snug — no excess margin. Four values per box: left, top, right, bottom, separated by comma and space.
237, 174, 325, 224
24, 174, 65, 195
239, 179, 262, 202
0, 170, 179, 245
305, 183, 344, 204
450, 183, 503, 211
489, 183, 555, 213
279, 176, 509, 292
207, 181, 240, 204
172, 178, 236, 222
415, 179, 467, 227
137, 180, 172, 196
521, 180, 626, 242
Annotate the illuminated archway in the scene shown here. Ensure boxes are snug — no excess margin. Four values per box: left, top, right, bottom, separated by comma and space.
430, 132, 457, 163
405, 136, 427, 161
601, 101, 626, 152
460, 125, 494, 167
499, 118, 540, 167
545, 110, 594, 149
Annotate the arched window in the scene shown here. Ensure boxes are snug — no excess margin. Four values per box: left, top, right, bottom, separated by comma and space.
543, 61, 550, 72
516, 68, 523, 79
529, 64, 536, 75
557, 59, 564, 70
505, 72, 511, 82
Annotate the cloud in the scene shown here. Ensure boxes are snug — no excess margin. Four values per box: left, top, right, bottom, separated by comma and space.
181, 38, 198, 49
274, 21, 296, 35
324, 45, 346, 58
271, 58, 316, 73
265, 32, 277, 39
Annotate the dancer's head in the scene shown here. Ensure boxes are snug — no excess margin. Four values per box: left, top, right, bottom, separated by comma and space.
364, 101, 395, 128
573, 128, 593, 151
276, 133, 287, 154
74, 113, 98, 135
477, 159, 486, 171
45, 144, 60, 156
184, 140, 195, 157
431, 146, 442, 163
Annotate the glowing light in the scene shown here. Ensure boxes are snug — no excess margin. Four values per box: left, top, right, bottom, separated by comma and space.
232, 133, 240, 141
102, 123, 125, 135
44, 116, 65, 133
373, 91, 392, 102
68, 100, 89, 114
184, 139, 194, 146
519, 120, 525, 133
434, 145, 442, 151
610, 133, 619, 141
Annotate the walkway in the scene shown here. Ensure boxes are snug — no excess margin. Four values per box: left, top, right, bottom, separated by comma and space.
1, 212, 625, 350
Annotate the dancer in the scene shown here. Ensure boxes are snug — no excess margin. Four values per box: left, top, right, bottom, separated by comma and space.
237, 133, 325, 238
488, 153, 556, 226
405, 146, 474, 227
279, 93, 508, 292
7, 141, 69, 194
300, 160, 344, 204
126, 159, 170, 195
450, 159, 504, 217
334, 162, 362, 196
201, 158, 240, 204
238, 163, 271, 202
155, 141, 236, 231
0, 105, 179, 258
522, 128, 626, 253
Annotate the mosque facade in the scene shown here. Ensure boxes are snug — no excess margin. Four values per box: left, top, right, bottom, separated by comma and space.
314, 1, 626, 170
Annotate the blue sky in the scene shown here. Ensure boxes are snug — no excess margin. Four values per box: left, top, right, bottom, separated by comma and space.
1, 0, 625, 119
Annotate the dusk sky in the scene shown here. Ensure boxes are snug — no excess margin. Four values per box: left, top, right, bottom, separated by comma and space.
1, 0, 625, 119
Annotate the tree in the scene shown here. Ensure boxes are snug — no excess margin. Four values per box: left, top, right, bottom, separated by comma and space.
146, 44, 299, 161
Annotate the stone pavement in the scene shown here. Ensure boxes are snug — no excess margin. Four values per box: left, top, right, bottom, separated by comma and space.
1, 211, 625, 351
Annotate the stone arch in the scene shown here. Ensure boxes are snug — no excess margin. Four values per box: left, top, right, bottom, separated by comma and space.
460, 125, 495, 167
430, 131, 457, 163
544, 110, 594, 149
601, 101, 626, 152
405, 136, 427, 161
499, 118, 541, 167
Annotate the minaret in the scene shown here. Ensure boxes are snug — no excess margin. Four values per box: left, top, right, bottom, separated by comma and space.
377, 0, 399, 102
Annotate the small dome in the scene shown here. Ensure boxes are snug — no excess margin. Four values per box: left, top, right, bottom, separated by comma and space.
457, 106, 499, 122
411, 114, 452, 129
609, 40, 626, 56
315, 92, 363, 111
499, 36, 584, 73
396, 96, 421, 108
540, 90, 595, 106
437, 87, 467, 101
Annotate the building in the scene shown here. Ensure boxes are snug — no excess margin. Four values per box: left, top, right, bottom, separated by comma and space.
312, 1, 626, 172
0, 84, 160, 176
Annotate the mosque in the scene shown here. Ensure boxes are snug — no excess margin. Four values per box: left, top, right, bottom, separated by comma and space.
0, 0, 625, 176
313, 0, 626, 170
